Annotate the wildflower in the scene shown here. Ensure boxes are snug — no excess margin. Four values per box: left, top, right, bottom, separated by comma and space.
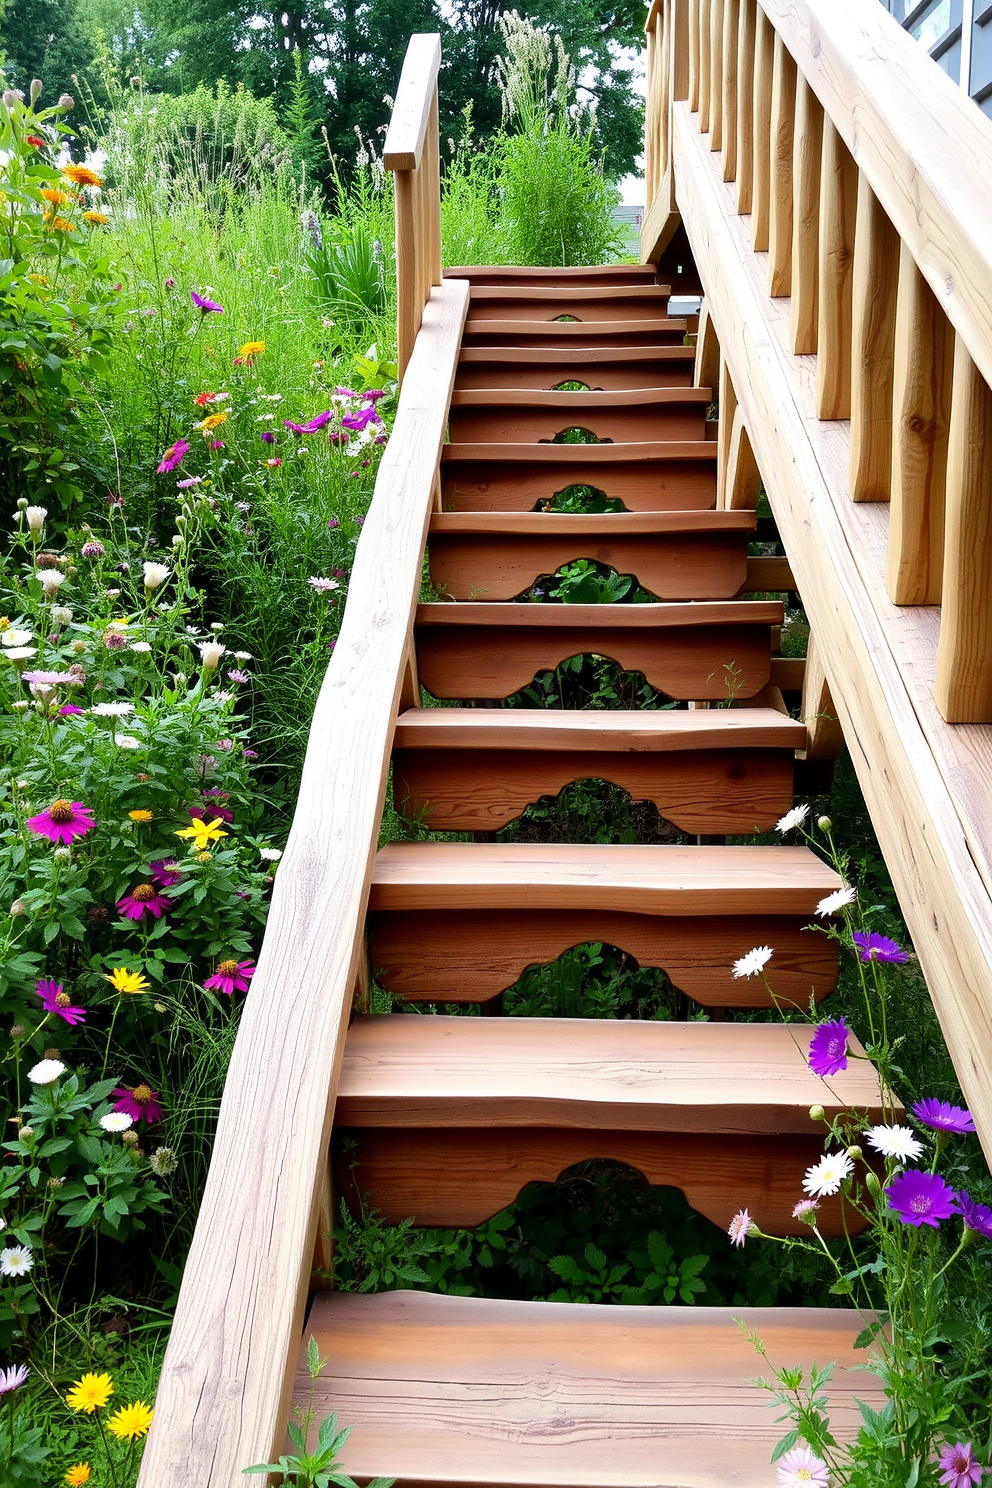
776, 1444, 830, 1487
176, 817, 228, 850
0, 1246, 33, 1277
104, 630, 126, 650
886, 1169, 960, 1228
191, 801, 233, 824
327, 517, 340, 529
66, 1373, 113, 1413
227, 669, 250, 683
807, 1017, 849, 1077
199, 411, 227, 432
128, 810, 154, 823
36, 978, 86, 1026
26, 134, 46, 147
937, 1443, 985, 1488
239, 339, 265, 362
41, 187, 72, 206
117, 883, 172, 920
792, 1199, 819, 1219
803, 1150, 853, 1198
852, 931, 908, 963
143, 560, 170, 590
285, 410, 333, 435
866, 1125, 924, 1162
99, 1112, 133, 1133
150, 858, 182, 886
210, 439, 225, 450
23, 670, 78, 686
1, 628, 32, 647
114, 1084, 164, 1124
191, 290, 223, 313
204, 958, 256, 996
25, 503, 47, 532
60, 703, 84, 716
39, 569, 66, 594
260, 430, 275, 444
65, 1465, 92, 1485
28, 1057, 65, 1084
243, 748, 258, 759
0, 1364, 29, 1394
83, 210, 109, 225
259, 847, 282, 862
130, 641, 152, 653
912, 1098, 976, 1134
958, 1191, 992, 1242
62, 163, 102, 187
51, 605, 73, 623
195, 392, 216, 406
815, 885, 856, 917
199, 640, 226, 670
27, 798, 96, 847
727, 1208, 754, 1247
308, 576, 339, 593
775, 804, 809, 834
90, 701, 135, 717
157, 439, 190, 474
105, 967, 150, 996
342, 404, 383, 432
731, 945, 772, 980
177, 476, 204, 489
108, 1400, 153, 1440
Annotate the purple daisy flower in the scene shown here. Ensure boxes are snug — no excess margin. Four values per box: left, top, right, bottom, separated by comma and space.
885, 1169, 960, 1229
911, 1098, 976, 1134
157, 438, 190, 474
260, 430, 275, 444
149, 858, 183, 887
191, 290, 223, 313
852, 931, 908, 963
27, 800, 96, 845
363, 389, 385, 402
341, 404, 382, 432
113, 1083, 165, 1124
957, 1191, 992, 1242
807, 1017, 849, 1077
938, 1442, 985, 1488
327, 517, 340, 529
59, 703, 85, 716
0, 1364, 29, 1396
204, 958, 256, 996
227, 669, 250, 683
116, 883, 172, 920
35, 978, 86, 1026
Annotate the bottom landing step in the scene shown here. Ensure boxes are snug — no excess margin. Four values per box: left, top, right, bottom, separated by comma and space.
298, 1291, 879, 1488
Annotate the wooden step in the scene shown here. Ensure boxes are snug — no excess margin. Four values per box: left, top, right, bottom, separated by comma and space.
455, 345, 696, 391
335, 1015, 886, 1232
427, 511, 754, 601
467, 285, 672, 323
444, 263, 660, 286
367, 842, 840, 1006
298, 1292, 880, 1488
441, 441, 717, 512
460, 318, 689, 349
414, 600, 783, 701
392, 705, 803, 833
447, 388, 711, 444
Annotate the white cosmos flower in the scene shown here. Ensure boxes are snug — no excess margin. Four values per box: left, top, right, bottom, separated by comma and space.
38, 570, 66, 594
25, 505, 47, 533
802, 1151, 854, 1198
130, 641, 152, 653
28, 1059, 65, 1085
143, 560, 171, 590
0, 1245, 33, 1277
816, 885, 857, 917
90, 701, 135, 717
259, 847, 282, 862
866, 1125, 924, 1162
2, 630, 32, 647
99, 1112, 133, 1133
775, 803, 810, 834
732, 945, 773, 979
3, 648, 36, 662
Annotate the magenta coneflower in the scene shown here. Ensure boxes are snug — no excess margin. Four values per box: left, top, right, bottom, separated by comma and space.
113, 1083, 165, 1124
59, 704, 85, 716
35, 978, 86, 1026
853, 931, 908, 963
886, 1169, 959, 1229
204, 958, 256, 996
149, 858, 183, 887
807, 1017, 849, 1077
156, 439, 190, 474
191, 290, 223, 313
911, 1098, 976, 1134
958, 1191, 992, 1242
27, 800, 95, 845
116, 883, 172, 920
363, 389, 385, 403
937, 1441, 985, 1488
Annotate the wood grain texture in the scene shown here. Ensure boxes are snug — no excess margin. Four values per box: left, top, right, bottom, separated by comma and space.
767, 33, 796, 298
467, 286, 671, 323
454, 346, 695, 392
447, 387, 709, 444
720, 0, 739, 180
716, 354, 737, 508
699, 0, 712, 132
935, 337, 992, 722
709, 0, 725, 150
393, 702, 799, 749
134, 280, 469, 1486
742, 553, 794, 591
382, 32, 441, 169
689, 0, 701, 110
694, 301, 721, 389
735, 0, 756, 212
887, 245, 954, 605
461, 317, 688, 349
790, 74, 823, 355
816, 117, 858, 421
849, 175, 899, 501
725, 406, 762, 509
441, 447, 718, 513
801, 636, 846, 761
298, 1291, 881, 1487
445, 265, 660, 285
750, 6, 774, 252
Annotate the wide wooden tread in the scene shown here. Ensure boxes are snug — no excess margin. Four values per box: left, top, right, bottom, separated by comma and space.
441, 441, 718, 465
468, 285, 671, 304
369, 842, 840, 913
299, 1291, 879, 1488
429, 512, 754, 537
393, 705, 804, 753
417, 600, 782, 629
450, 388, 711, 410
457, 346, 692, 365
338, 1015, 885, 1131
460, 318, 688, 340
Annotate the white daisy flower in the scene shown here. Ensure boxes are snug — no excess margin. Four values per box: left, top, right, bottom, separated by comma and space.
99, 1113, 134, 1133
90, 701, 135, 717
1, 630, 33, 647
259, 847, 282, 862
27, 1059, 65, 1085
0, 1245, 33, 1277
816, 885, 857, 917
802, 1151, 854, 1198
731, 945, 773, 979
129, 641, 152, 653
866, 1125, 924, 1162
775, 803, 810, 834
114, 734, 141, 750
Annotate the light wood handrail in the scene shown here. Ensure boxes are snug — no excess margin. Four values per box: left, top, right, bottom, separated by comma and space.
135, 276, 469, 1486
385, 33, 443, 379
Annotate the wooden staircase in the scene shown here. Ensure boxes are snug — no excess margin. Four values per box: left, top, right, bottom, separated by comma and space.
287, 263, 886, 1486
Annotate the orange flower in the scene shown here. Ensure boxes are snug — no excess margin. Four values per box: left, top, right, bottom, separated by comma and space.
194, 392, 216, 407
62, 164, 103, 188
46, 216, 75, 233
83, 210, 109, 225
41, 187, 71, 206
198, 411, 227, 433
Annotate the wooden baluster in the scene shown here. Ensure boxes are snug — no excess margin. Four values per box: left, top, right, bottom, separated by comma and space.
801, 638, 845, 760
699, 0, 712, 132
725, 409, 762, 509
887, 247, 954, 605
694, 302, 721, 392
689, 0, 701, 111
735, 0, 756, 212
935, 338, 992, 722
790, 76, 823, 355
672, 0, 690, 102
646, 18, 659, 203
658, 6, 671, 183
716, 355, 738, 509
721, 0, 740, 180
709, 0, 725, 150
768, 34, 797, 297
751, 7, 774, 252
428, 92, 442, 287
816, 119, 858, 420
849, 175, 899, 501
394, 171, 417, 378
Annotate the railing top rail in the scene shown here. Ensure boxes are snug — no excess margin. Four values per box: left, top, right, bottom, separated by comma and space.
383, 32, 442, 171
757, 0, 992, 395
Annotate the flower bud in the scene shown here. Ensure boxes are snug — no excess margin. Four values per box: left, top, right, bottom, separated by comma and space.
817, 816, 832, 831
122, 1129, 139, 1146
53, 847, 71, 862
846, 1145, 863, 1161
172, 533, 183, 548
20, 1127, 34, 1141
16, 498, 27, 511
809, 1104, 825, 1123
9, 1024, 24, 1039
47, 1175, 64, 1189
142, 560, 170, 591
2, 89, 22, 109
9, 901, 25, 917
11, 701, 29, 713
198, 641, 225, 670
57, 93, 74, 110
864, 1169, 882, 1195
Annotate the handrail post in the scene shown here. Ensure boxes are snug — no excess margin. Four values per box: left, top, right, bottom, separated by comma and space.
384, 33, 442, 380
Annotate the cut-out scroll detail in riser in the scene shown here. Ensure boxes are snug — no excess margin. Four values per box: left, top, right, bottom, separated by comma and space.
447, 388, 711, 443
440, 443, 718, 512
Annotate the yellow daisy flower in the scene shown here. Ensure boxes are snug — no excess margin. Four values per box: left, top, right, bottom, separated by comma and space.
83, 210, 109, 225
104, 967, 150, 996
239, 339, 265, 361
128, 809, 154, 822
47, 216, 75, 233
65, 1464, 91, 1485
107, 1400, 153, 1440
65, 1373, 113, 1414
175, 817, 228, 851
62, 164, 103, 188
41, 187, 72, 206
197, 411, 228, 433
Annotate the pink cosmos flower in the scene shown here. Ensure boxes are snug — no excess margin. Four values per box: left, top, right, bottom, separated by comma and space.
191, 290, 223, 313
204, 958, 256, 996
157, 439, 190, 474
776, 1444, 829, 1487
35, 978, 86, 1026
808, 1017, 849, 1077
59, 704, 84, 716
149, 858, 183, 887
27, 800, 95, 845
341, 404, 382, 432
938, 1442, 985, 1488
113, 1083, 165, 1124
116, 883, 172, 920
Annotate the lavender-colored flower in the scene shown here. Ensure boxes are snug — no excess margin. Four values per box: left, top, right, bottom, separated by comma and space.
807, 1017, 849, 1077
157, 439, 190, 474
59, 703, 84, 716
886, 1169, 960, 1229
853, 931, 908, 963
81, 540, 105, 557
117, 883, 172, 921
912, 1098, 976, 1134
260, 431, 275, 444
0, 1364, 29, 1395
176, 476, 204, 490
309, 576, 339, 593
958, 1191, 992, 1242
191, 290, 223, 313
149, 858, 183, 887
327, 517, 340, 529
727, 1208, 754, 1247
104, 631, 127, 651
243, 748, 258, 759
938, 1441, 985, 1488
35, 977, 86, 1026
227, 669, 250, 683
